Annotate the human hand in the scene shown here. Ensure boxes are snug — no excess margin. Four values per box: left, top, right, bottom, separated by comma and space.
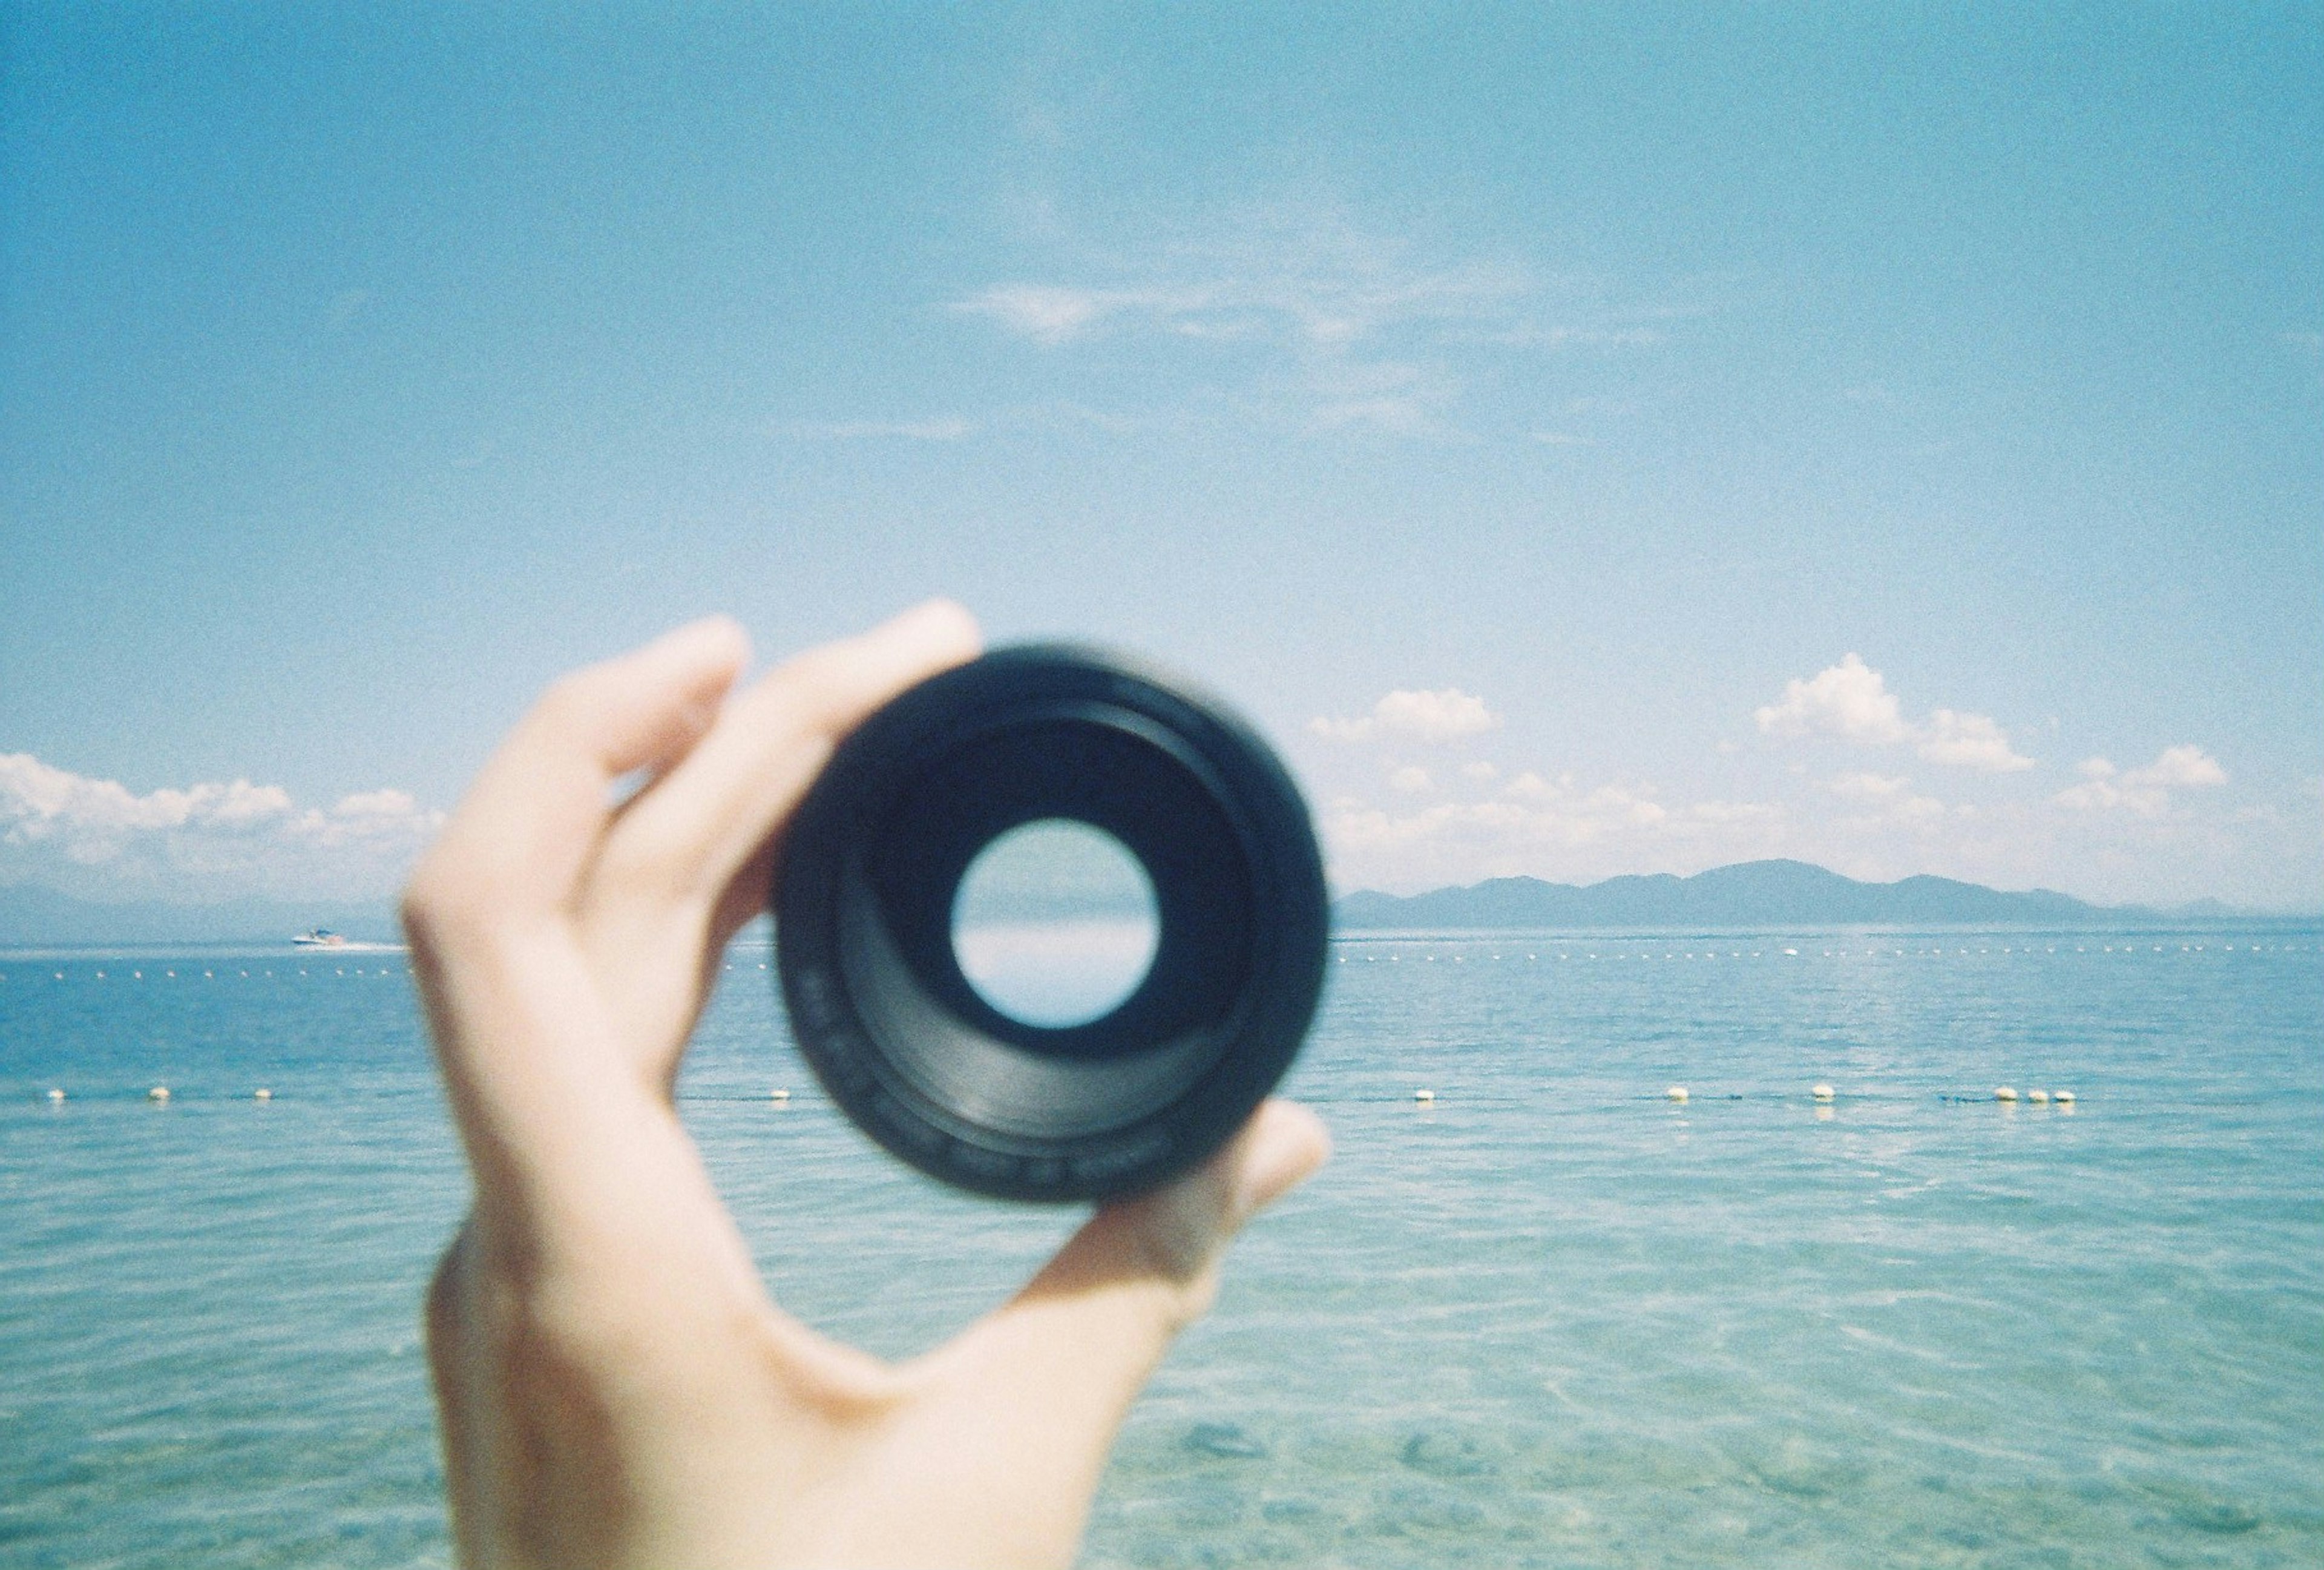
402, 603, 1331, 1569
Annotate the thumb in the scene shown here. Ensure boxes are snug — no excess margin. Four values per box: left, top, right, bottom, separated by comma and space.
910, 1102, 1329, 1480
1094, 1099, 1333, 1289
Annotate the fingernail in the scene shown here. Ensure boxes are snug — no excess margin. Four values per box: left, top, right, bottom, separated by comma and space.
890, 599, 982, 650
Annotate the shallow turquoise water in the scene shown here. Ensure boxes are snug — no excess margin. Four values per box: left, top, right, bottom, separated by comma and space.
2, 930, 2319, 1567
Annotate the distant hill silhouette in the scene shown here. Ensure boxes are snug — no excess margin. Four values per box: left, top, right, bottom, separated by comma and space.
0, 885, 400, 947
1, 860, 2290, 945
1333, 859, 2160, 930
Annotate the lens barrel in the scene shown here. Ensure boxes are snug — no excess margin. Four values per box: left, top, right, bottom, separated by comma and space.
774, 645, 1327, 1202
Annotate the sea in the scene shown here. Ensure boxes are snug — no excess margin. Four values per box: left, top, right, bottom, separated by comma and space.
2, 927, 2319, 1568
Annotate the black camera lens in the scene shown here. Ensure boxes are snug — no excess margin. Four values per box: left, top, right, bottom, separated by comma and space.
774, 645, 1327, 1202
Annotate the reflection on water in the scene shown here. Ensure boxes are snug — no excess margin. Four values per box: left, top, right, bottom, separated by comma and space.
1, 928, 2320, 1567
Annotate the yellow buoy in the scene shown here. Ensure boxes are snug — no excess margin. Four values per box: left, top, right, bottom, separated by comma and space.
254, 1088, 273, 1102
770, 1088, 792, 1103
1993, 1086, 2018, 1103
1666, 1086, 1690, 1102
1414, 1088, 1436, 1103
148, 1086, 172, 1103
1811, 1084, 1835, 1102
2054, 1089, 2076, 1105
45, 1088, 65, 1103
2028, 1088, 2050, 1105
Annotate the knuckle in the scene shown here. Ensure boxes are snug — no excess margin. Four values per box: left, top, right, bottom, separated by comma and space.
762, 652, 865, 741
591, 821, 701, 910
398, 869, 453, 951
537, 667, 600, 720
534, 662, 627, 738
514, 674, 599, 757
399, 850, 500, 954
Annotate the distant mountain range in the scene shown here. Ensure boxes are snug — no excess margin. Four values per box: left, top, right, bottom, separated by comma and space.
0, 859, 2293, 945
0, 885, 401, 947
1331, 859, 2263, 930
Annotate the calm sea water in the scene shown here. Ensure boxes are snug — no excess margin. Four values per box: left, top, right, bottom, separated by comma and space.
2, 928, 2319, 1568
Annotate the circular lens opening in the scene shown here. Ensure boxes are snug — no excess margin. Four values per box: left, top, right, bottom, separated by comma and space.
951, 818, 1161, 1029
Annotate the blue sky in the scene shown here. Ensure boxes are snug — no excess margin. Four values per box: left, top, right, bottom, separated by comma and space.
2, 5, 2318, 909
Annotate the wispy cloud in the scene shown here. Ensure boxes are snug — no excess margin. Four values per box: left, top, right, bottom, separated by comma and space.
952, 284, 1164, 344
1324, 769, 1785, 892
0, 753, 441, 902
789, 416, 975, 441
1312, 688, 1500, 745
2054, 746, 2227, 816
951, 232, 1529, 350
1827, 771, 1948, 827
1756, 654, 2033, 772
951, 207, 1668, 436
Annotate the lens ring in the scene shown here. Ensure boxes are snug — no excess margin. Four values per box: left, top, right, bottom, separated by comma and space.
775, 645, 1327, 1202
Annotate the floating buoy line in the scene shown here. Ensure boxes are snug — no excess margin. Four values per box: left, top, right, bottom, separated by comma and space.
9, 942, 2313, 990
20, 1078, 2100, 1114
1317, 939, 2313, 965
4, 938, 2280, 1112
1, 964, 414, 982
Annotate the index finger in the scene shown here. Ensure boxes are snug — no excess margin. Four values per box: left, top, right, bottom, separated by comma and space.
596, 599, 982, 908
412, 616, 752, 928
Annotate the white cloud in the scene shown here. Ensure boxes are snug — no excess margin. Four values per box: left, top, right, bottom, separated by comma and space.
1917, 709, 2034, 772
1755, 654, 2031, 772
2055, 745, 2228, 816
1827, 770, 1911, 800
330, 787, 420, 819
1389, 766, 1434, 795
1311, 688, 1500, 745
0, 754, 295, 836
0, 753, 441, 902
1308, 725, 2294, 905
1754, 654, 1911, 745
2133, 744, 2228, 788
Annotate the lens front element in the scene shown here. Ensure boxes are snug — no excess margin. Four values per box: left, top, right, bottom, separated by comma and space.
774, 646, 1327, 1203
